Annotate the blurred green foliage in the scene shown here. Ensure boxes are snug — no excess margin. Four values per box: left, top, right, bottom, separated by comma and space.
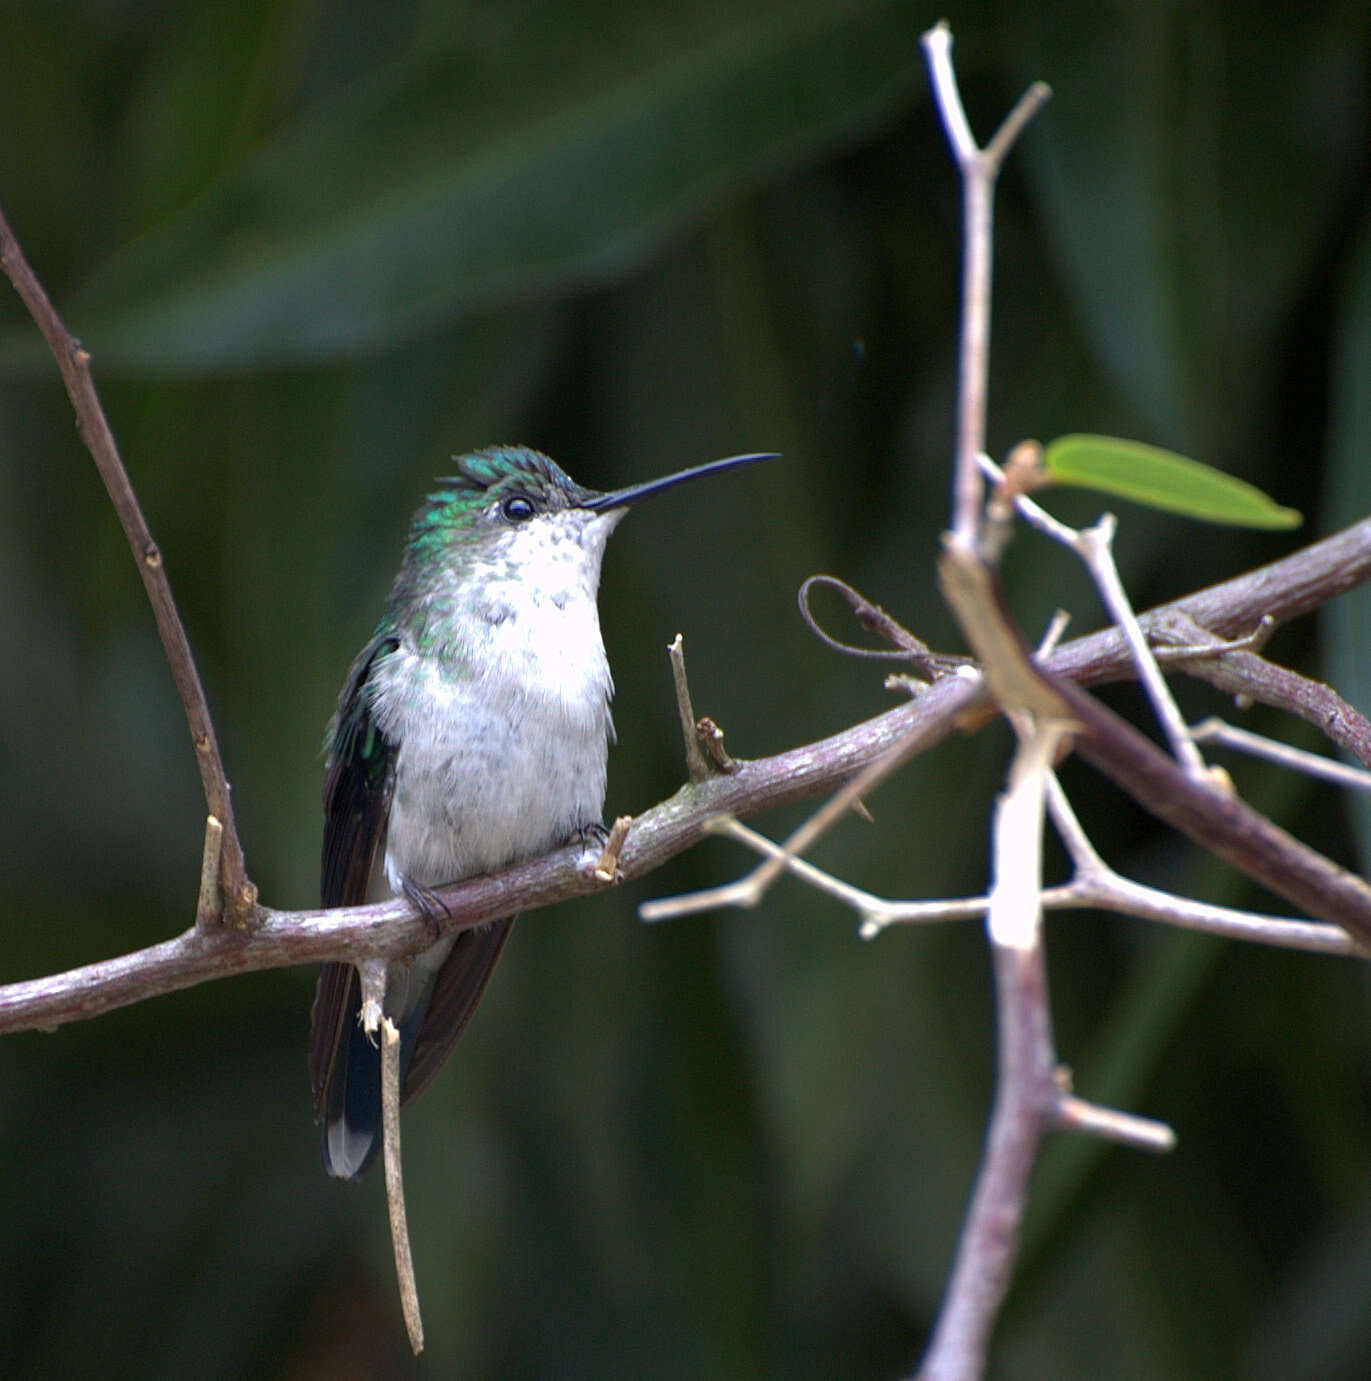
1, 1, 1370, 1377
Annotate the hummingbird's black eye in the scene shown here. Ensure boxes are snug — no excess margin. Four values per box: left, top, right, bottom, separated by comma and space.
500, 494, 536, 523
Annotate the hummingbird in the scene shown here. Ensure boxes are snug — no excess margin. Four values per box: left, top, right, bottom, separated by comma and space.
307, 444, 773, 1178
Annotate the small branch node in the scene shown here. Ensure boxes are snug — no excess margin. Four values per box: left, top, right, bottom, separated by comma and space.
357, 960, 386, 1039
1035, 609, 1072, 659
229, 881, 260, 928
593, 815, 632, 882
983, 440, 1047, 557
1150, 610, 1278, 662
696, 716, 736, 773
1053, 1093, 1176, 1155
1203, 763, 1235, 796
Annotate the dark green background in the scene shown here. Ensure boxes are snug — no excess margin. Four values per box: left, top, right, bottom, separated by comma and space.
3, 2, 1371, 1377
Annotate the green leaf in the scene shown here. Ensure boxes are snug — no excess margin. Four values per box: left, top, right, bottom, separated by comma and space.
1041, 433, 1302, 528
18, 0, 925, 373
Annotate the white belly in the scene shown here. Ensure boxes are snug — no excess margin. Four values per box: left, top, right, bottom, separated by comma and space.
369, 569, 615, 890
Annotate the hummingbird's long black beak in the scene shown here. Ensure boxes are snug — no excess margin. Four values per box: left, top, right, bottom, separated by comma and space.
579, 452, 779, 513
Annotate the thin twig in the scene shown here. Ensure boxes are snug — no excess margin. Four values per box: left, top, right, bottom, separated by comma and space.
985, 718, 1069, 949
1153, 613, 1371, 770
799, 573, 923, 659
979, 454, 1206, 776
1041, 774, 1362, 956
593, 815, 633, 881
1054, 1095, 1175, 1153
0, 201, 256, 926
645, 815, 987, 927
383, 1017, 423, 1354
1074, 516, 1208, 776
1043, 876, 1360, 955
922, 22, 1050, 551
1190, 717, 1371, 791
641, 689, 966, 922
1051, 515, 1371, 689
797, 573, 972, 678
195, 816, 224, 930
1151, 613, 1277, 660
1036, 609, 1072, 658
356, 958, 424, 1356
693, 803, 1360, 959
668, 635, 711, 783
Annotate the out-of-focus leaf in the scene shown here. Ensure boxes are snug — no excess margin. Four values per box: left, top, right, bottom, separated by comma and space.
1042, 434, 1302, 528
33, 0, 925, 371
1006, 5, 1367, 450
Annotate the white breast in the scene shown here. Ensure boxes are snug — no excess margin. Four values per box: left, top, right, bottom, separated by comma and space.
369, 506, 621, 891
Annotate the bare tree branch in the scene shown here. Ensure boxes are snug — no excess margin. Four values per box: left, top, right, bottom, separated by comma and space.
0, 202, 256, 927
916, 940, 1057, 1381
2, 503, 1369, 1037
0, 690, 942, 1035
682, 779, 1361, 959
923, 20, 1052, 546
907, 21, 1371, 1380
1166, 623, 1371, 769
1056, 515, 1371, 686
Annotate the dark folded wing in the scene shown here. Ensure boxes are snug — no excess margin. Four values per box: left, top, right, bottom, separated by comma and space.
402, 915, 516, 1106
307, 635, 399, 1119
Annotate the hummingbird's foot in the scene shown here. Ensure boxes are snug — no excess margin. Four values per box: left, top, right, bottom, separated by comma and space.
574, 820, 610, 849
568, 820, 614, 877
401, 877, 451, 944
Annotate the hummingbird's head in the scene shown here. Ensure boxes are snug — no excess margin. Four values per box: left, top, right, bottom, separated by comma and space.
398, 446, 623, 604
398, 443, 778, 592
408, 446, 594, 547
